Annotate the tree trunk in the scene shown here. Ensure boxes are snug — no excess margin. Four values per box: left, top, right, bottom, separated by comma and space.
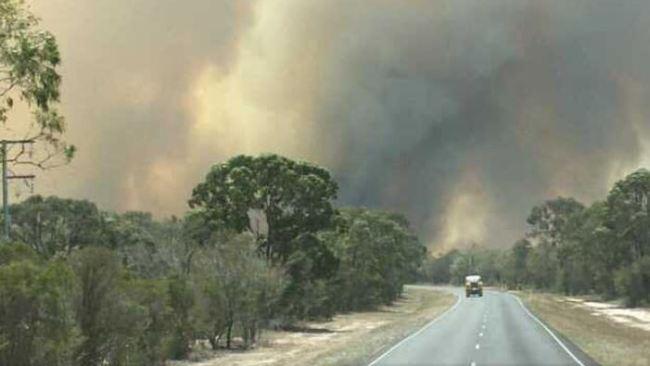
184, 248, 195, 275
226, 321, 233, 349
209, 328, 223, 350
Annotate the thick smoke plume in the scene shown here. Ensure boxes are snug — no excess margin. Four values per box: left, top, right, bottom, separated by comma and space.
27, 0, 650, 249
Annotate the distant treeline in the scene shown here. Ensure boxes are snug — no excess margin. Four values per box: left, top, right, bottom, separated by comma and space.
422, 169, 650, 308
0, 154, 425, 366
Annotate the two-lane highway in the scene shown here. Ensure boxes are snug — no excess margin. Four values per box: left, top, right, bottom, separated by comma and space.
369, 288, 597, 366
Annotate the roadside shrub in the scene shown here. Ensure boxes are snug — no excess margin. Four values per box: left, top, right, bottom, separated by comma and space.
70, 247, 122, 366
193, 234, 285, 349
118, 278, 171, 366
324, 209, 426, 313
0, 243, 78, 366
167, 275, 195, 359
282, 233, 338, 319
71, 246, 172, 366
615, 256, 650, 307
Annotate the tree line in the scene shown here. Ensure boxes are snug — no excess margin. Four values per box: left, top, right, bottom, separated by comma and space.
422, 169, 650, 307
0, 154, 426, 366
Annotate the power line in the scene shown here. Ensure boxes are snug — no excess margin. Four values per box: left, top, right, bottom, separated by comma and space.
1, 139, 35, 242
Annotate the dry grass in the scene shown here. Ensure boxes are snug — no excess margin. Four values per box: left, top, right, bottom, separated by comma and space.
520, 291, 650, 366
171, 285, 455, 366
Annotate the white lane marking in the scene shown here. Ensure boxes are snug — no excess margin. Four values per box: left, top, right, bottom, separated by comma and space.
510, 294, 585, 366
470, 362, 476, 366
482, 324, 486, 329
479, 332, 483, 337
368, 290, 463, 366
475, 344, 480, 350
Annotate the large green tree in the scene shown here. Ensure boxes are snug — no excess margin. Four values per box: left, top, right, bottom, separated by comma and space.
526, 197, 585, 247
326, 208, 425, 311
10, 195, 106, 256
0, 0, 74, 166
606, 169, 650, 305
189, 154, 338, 262
606, 169, 650, 262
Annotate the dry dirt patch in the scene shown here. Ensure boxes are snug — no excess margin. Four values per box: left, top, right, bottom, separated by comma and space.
557, 296, 650, 332
520, 291, 650, 366
172, 285, 455, 366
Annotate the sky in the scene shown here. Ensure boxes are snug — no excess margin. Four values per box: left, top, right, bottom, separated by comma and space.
10, 0, 650, 250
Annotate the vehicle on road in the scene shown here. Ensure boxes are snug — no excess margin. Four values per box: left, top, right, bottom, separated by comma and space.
465, 275, 483, 297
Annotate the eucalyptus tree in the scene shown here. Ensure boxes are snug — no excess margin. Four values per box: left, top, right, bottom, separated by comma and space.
10, 195, 106, 256
606, 169, 650, 262
526, 197, 585, 247
189, 154, 338, 263
1, 0, 75, 165
606, 169, 650, 305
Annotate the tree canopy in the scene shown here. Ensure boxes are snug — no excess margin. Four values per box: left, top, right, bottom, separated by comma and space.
0, 0, 74, 166
189, 154, 338, 262
425, 169, 650, 307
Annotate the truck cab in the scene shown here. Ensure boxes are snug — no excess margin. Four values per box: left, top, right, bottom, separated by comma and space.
465, 275, 483, 297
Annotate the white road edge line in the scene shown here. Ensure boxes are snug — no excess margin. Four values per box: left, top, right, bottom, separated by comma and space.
510, 294, 585, 366
367, 290, 463, 366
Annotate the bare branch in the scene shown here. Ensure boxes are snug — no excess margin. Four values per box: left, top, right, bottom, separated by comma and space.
0, 80, 18, 97
11, 147, 65, 170
5, 143, 26, 162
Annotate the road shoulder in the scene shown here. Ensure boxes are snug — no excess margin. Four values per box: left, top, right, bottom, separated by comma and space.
517, 291, 649, 366
173, 285, 455, 366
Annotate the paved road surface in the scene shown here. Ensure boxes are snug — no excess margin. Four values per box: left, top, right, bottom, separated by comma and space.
369, 288, 598, 366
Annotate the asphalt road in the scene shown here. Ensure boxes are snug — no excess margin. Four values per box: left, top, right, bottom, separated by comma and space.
369, 288, 598, 366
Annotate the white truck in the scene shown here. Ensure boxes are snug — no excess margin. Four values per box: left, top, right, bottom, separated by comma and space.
465, 275, 483, 297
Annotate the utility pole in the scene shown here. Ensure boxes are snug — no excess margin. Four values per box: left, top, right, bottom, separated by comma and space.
1, 139, 35, 242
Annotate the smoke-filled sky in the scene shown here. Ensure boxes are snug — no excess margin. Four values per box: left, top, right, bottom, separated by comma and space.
16, 0, 650, 249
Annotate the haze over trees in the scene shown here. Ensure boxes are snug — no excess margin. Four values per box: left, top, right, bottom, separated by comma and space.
0, 154, 426, 365
3, 2, 649, 366
423, 169, 650, 307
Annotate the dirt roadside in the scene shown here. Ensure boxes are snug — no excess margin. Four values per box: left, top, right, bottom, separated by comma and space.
171, 285, 455, 366
519, 291, 650, 366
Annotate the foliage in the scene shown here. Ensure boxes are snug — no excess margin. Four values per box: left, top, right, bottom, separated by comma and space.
282, 233, 338, 319
325, 208, 426, 312
193, 234, 285, 349
526, 197, 585, 247
447, 244, 504, 285
0, 243, 78, 366
614, 256, 650, 307
0, 154, 429, 363
10, 195, 106, 257
70, 246, 175, 366
427, 169, 650, 307
167, 274, 194, 359
0, 0, 74, 165
507, 239, 531, 288
70, 247, 121, 365
189, 154, 338, 262
420, 249, 459, 284
606, 169, 650, 263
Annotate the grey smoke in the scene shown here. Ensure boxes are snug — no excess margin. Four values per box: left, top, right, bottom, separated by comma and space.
29, 0, 650, 249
